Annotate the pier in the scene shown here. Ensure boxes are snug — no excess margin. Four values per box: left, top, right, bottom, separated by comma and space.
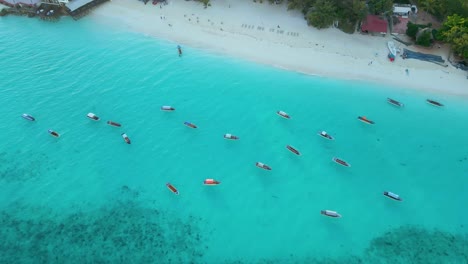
65, 0, 109, 20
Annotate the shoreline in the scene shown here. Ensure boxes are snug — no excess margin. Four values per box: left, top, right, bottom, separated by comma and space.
89, 0, 468, 97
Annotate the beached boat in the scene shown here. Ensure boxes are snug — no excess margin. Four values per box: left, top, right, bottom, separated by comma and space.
256, 162, 272, 170
384, 191, 402, 201
318, 131, 333, 140
321, 210, 341, 218
203, 179, 221, 185
161, 106, 175, 111
184, 121, 197, 128
224, 134, 239, 140
166, 183, 179, 195
107, 121, 121, 127
332, 157, 350, 167
426, 99, 443, 107
121, 133, 131, 144
387, 41, 397, 58
276, 110, 290, 119
22, 113, 35, 121
48, 129, 60, 138
87, 113, 100, 121
358, 116, 375, 124
387, 98, 404, 107
286, 145, 300, 155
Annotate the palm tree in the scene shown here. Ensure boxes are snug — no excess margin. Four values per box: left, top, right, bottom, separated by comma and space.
419, 0, 436, 21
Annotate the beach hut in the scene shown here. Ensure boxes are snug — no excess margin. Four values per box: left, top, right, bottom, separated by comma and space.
361, 15, 388, 36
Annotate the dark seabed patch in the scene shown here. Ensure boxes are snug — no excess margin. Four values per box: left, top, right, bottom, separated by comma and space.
0, 151, 53, 182
0, 187, 206, 264
223, 226, 468, 264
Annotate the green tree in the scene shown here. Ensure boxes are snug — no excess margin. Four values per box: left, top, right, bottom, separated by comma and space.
416, 30, 432, 46
348, 0, 367, 21
418, 0, 436, 20
367, 0, 393, 15
439, 14, 468, 59
288, 0, 316, 14
306, 0, 337, 29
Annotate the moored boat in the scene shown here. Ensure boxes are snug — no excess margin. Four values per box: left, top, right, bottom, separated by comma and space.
321, 210, 341, 218
255, 162, 272, 170
276, 110, 290, 119
107, 121, 121, 127
87, 113, 100, 121
48, 129, 60, 138
358, 116, 375, 124
161, 106, 175, 111
184, 121, 197, 128
384, 191, 402, 201
22, 114, 35, 121
121, 133, 131, 144
426, 99, 443, 107
318, 131, 333, 140
224, 134, 239, 140
286, 145, 300, 155
332, 157, 350, 167
387, 98, 404, 107
203, 179, 221, 185
166, 183, 179, 195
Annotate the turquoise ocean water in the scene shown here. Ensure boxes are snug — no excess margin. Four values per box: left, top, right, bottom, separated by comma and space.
0, 16, 467, 263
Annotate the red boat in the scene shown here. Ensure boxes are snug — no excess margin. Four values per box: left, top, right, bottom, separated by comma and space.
203, 179, 221, 185
223, 134, 239, 140
358, 116, 375, 124
332, 157, 350, 167
321, 210, 341, 218
384, 191, 402, 201
184, 121, 197, 128
48, 129, 60, 138
107, 121, 121, 127
166, 183, 179, 195
286, 145, 300, 155
276, 110, 290, 119
121, 133, 131, 144
255, 162, 272, 170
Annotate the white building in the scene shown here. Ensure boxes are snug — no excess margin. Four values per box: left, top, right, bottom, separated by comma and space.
393, 4, 417, 17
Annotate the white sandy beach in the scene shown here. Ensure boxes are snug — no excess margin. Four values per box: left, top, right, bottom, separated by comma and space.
90, 0, 468, 96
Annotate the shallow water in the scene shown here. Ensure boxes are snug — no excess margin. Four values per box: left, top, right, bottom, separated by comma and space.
0, 16, 467, 263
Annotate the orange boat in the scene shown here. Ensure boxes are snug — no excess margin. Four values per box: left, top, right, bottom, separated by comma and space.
166, 183, 179, 195
203, 179, 221, 185
184, 121, 197, 128
107, 121, 121, 127
255, 162, 271, 170
358, 116, 375, 124
286, 145, 300, 155
276, 110, 290, 119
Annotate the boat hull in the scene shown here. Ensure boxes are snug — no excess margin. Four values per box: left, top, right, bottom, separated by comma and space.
332, 157, 350, 167
22, 114, 35, 121
286, 145, 300, 155
387, 98, 404, 107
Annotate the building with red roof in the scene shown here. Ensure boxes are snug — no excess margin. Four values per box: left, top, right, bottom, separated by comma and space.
361, 15, 388, 35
